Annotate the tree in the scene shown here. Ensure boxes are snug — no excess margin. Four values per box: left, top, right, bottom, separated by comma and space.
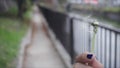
17, 0, 25, 18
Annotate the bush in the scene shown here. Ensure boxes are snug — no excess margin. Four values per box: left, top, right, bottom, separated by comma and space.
0, 6, 18, 17
8, 6, 18, 16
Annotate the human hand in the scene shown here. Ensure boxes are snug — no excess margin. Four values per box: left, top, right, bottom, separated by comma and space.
74, 52, 103, 68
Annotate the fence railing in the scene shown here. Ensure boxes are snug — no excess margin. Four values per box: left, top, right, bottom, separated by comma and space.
40, 6, 120, 68
70, 17, 120, 68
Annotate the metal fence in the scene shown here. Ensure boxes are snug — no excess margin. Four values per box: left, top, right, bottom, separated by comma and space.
70, 17, 120, 68
40, 6, 120, 68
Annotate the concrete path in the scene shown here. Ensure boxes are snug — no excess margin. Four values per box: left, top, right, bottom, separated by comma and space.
20, 5, 66, 68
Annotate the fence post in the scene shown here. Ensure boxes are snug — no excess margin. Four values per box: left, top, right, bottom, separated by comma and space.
70, 17, 74, 64
88, 23, 91, 52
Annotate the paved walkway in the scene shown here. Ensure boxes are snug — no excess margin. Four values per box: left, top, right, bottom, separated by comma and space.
19, 5, 66, 68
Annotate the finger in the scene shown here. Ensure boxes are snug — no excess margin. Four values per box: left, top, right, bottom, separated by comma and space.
75, 52, 95, 64
90, 58, 103, 68
74, 63, 92, 68
75, 52, 103, 68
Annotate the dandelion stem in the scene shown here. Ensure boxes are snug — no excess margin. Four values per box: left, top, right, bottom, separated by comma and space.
91, 31, 96, 53
91, 21, 98, 53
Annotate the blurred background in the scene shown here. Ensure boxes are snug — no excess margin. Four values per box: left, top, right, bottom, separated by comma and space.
0, 0, 120, 68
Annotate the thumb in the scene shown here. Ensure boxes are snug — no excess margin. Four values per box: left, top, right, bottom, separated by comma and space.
91, 58, 103, 68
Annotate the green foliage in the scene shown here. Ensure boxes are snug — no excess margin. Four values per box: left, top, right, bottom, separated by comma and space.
102, 7, 120, 13
23, 0, 33, 20
73, 4, 120, 13
8, 6, 18, 16
0, 6, 18, 17
23, 7, 33, 20
59, 0, 67, 4
0, 17, 27, 68
26, 0, 33, 8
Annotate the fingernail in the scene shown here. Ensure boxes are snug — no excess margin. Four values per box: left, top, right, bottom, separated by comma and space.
87, 54, 93, 59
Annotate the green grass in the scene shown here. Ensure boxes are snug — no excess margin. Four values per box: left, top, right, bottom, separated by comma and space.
0, 17, 27, 68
